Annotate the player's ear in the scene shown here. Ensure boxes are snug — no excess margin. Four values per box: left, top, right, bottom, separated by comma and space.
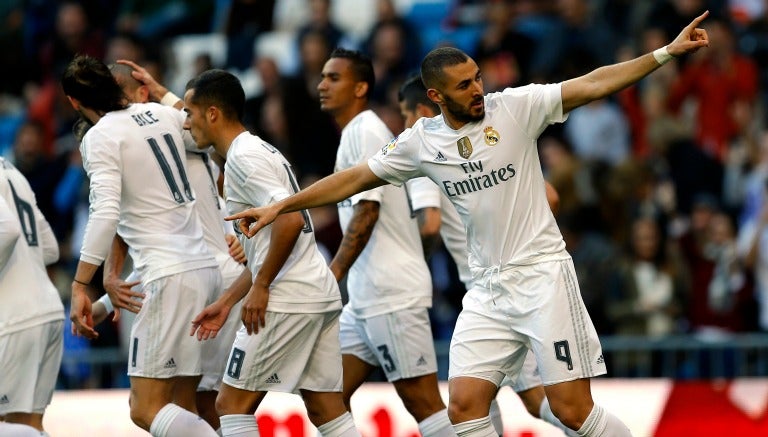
426, 88, 442, 106
66, 95, 81, 111
206, 106, 218, 122
355, 81, 369, 99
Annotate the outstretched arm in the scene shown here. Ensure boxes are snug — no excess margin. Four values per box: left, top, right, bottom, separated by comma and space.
561, 11, 709, 113
227, 162, 388, 237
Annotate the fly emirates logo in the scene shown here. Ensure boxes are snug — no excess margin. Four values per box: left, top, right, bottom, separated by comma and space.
442, 160, 516, 197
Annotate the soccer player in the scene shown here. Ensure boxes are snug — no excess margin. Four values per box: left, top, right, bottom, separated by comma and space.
184, 69, 359, 437
317, 48, 454, 437
226, 12, 710, 437
88, 61, 248, 431
0, 157, 64, 437
62, 55, 222, 437
399, 76, 577, 437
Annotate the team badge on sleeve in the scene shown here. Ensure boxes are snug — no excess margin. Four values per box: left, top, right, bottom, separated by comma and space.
457, 136, 473, 159
484, 126, 500, 146
380, 136, 399, 156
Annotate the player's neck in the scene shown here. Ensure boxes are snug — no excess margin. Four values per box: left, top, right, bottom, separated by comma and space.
214, 123, 247, 157
333, 101, 369, 130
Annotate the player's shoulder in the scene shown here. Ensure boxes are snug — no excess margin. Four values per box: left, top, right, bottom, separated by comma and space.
229, 132, 283, 163
349, 110, 392, 136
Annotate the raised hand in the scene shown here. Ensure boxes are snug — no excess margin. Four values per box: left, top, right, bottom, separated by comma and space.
667, 10, 710, 57
116, 59, 169, 102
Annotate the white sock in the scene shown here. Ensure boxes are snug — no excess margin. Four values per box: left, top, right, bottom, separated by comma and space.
418, 409, 456, 437
539, 397, 579, 437
149, 403, 219, 437
453, 416, 497, 437
488, 399, 503, 436
576, 404, 632, 436
316, 412, 360, 437
0, 422, 43, 436
220, 414, 259, 436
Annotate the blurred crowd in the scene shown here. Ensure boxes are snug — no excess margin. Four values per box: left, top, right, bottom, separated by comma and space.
3, 0, 768, 387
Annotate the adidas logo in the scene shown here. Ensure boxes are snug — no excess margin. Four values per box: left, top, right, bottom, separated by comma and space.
434, 151, 447, 162
416, 356, 427, 366
164, 358, 177, 369
265, 373, 281, 384
596, 355, 604, 365
0, 395, 8, 404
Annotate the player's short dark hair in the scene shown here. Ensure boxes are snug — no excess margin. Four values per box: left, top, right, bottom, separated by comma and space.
108, 63, 143, 96
398, 75, 439, 114
61, 55, 128, 113
420, 47, 470, 90
186, 69, 245, 122
329, 47, 375, 99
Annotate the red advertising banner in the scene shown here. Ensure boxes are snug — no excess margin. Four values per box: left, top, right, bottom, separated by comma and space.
42, 380, 768, 436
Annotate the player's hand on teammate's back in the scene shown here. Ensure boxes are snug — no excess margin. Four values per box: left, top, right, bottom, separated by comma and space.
667, 10, 710, 56
103, 275, 144, 316
241, 282, 269, 335
69, 283, 99, 339
225, 205, 279, 238
225, 234, 247, 264
190, 300, 232, 340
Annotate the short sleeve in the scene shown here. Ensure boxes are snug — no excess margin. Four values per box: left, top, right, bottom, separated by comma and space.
407, 177, 441, 210
368, 130, 423, 186
498, 83, 567, 139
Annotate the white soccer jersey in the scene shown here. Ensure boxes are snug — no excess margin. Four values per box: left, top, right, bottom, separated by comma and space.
335, 110, 432, 317
224, 132, 341, 313
369, 84, 569, 276
79, 102, 217, 283
185, 150, 243, 272
0, 158, 64, 337
407, 177, 472, 287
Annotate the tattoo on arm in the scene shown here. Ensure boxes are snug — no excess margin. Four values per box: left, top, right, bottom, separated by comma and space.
330, 200, 380, 279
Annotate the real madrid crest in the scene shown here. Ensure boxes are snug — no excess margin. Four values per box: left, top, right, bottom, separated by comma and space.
457, 136, 473, 159
484, 126, 500, 146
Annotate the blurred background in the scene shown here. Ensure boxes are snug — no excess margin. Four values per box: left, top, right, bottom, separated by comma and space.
4, 0, 768, 421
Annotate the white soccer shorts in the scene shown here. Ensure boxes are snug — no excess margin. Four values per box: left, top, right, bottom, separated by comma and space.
450, 258, 607, 386
339, 305, 438, 382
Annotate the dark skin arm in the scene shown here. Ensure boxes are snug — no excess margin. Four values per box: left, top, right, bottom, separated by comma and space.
329, 200, 379, 281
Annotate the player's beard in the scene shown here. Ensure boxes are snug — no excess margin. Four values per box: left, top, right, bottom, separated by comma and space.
444, 93, 484, 124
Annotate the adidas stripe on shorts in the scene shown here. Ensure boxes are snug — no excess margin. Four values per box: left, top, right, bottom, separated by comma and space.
450, 258, 607, 386
222, 310, 343, 393
339, 305, 438, 382
128, 267, 221, 378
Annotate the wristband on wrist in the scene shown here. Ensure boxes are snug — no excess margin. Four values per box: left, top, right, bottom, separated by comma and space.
653, 46, 674, 65
160, 91, 182, 107
96, 293, 114, 314
73, 278, 90, 286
